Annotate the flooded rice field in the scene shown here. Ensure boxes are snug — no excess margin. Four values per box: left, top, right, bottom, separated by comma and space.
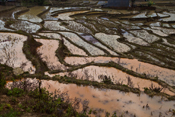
6, 78, 175, 117
10, 21, 41, 33
0, 33, 35, 73
1, 4, 175, 116
41, 80, 175, 117
18, 6, 49, 23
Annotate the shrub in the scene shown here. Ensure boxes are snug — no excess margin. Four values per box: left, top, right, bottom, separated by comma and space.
149, 83, 163, 93
7, 88, 24, 97
100, 75, 113, 84
148, 0, 155, 7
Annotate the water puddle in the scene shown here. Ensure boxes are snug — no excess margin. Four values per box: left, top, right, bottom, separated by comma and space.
147, 11, 157, 18
0, 33, 35, 73
35, 39, 67, 70
38, 33, 61, 39
56, 10, 88, 20
95, 33, 131, 53
49, 7, 72, 13
41, 80, 175, 117
40, 10, 58, 20
135, 51, 165, 66
132, 11, 147, 18
145, 27, 168, 37
150, 22, 161, 27
63, 21, 92, 34
85, 14, 103, 20
162, 38, 175, 48
80, 34, 118, 56
121, 20, 135, 25
50, 7, 89, 13
55, 65, 172, 95
120, 11, 147, 19
155, 43, 175, 54
59, 32, 106, 56
119, 58, 175, 86
0, 7, 27, 20
130, 30, 160, 43
122, 31, 149, 46
10, 21, 41, 33
157, 13, 170, 18
97, 19, 119, 28
90, 8, 103, 12
97, 1, 107, 6
18, 6, 49, 23
171, 24, 175, 28
81, 21, 99, 33
121, 24, 141, 30
151, 27, 175, 35
6, 79, 175, 117
44, 21, 69, 31
107, 9, 121, 14
40, 7, 75, 20
64, 56, 175, 86
162, 23, 171, 28
0, 20, 13, 31
148, 27, 168, 37
64, 38, 88, 56
0, 6, 15, 12
159, 12, 175, 22
89, 21, 117, 34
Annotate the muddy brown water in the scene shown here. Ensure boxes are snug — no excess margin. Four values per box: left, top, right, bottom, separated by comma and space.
18, 6, 49, 23
36, 39, 67, 71
63, 56, 175, 87
56, 10, 88, 20
6, 79, 175, 117
0, 6, 15, 12
0, 7, 27, 20
48, 65, 173, 95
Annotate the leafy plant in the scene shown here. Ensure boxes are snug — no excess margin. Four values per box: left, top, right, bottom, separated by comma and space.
148, 0, 155, 7
7, 88, 24, 97
0, 110, 21, 117
10, 97, 18, 104
149, 83, 163, 93
101, 75, 113, 84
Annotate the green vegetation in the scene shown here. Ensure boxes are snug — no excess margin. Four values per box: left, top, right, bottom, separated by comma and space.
102, 76, 113, 84
147, 0, 155, 7
53, 75, 140, 94
7, 88, 24, 97
0, 80, 97, 117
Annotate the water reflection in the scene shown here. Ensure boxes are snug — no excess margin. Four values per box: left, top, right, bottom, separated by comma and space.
18, 6, 49, 23
41, 80, 175, 117
0, 33, 35, 73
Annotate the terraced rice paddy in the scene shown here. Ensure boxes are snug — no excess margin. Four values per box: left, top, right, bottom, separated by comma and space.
2, 4, 175, 116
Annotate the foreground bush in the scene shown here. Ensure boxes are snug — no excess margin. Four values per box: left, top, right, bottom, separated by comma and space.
0, 79, 90, 117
